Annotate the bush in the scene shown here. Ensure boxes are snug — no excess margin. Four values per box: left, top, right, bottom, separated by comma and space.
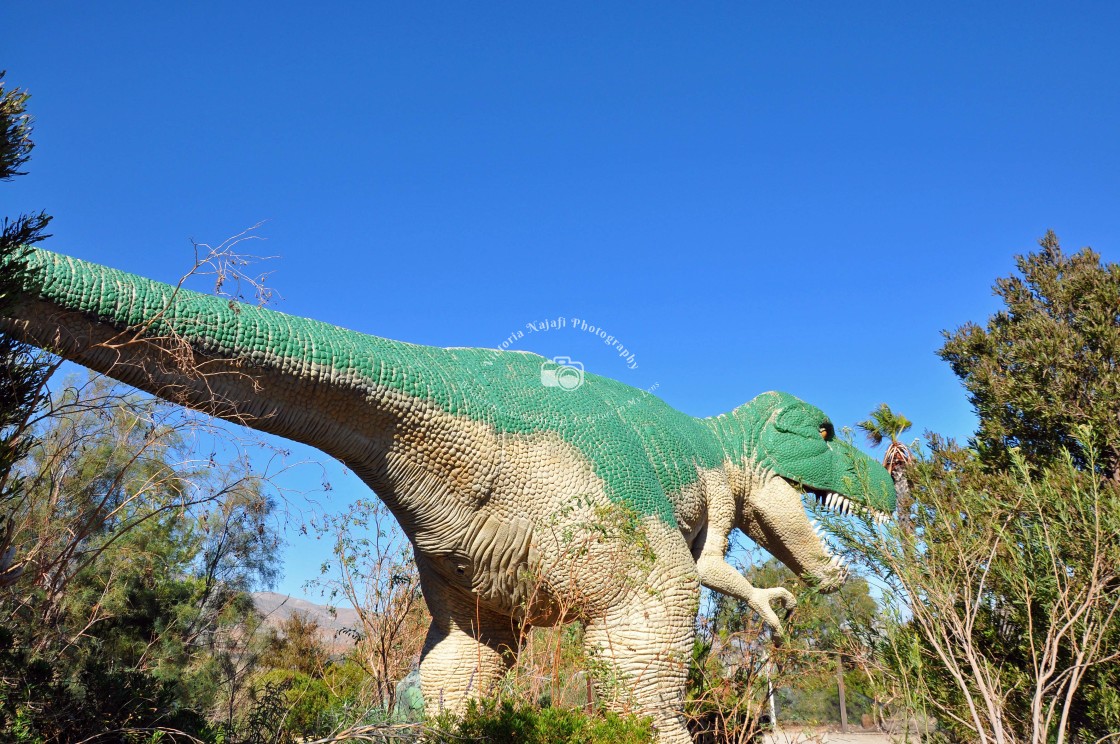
0, 624, 213, 742
249, 668, 334, 738
426, 699, 654, 744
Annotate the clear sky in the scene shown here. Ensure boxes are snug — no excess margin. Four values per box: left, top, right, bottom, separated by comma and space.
6, 2, 1119, 600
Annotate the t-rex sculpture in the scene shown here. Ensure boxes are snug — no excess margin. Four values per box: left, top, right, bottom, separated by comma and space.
0, 247, 894, 742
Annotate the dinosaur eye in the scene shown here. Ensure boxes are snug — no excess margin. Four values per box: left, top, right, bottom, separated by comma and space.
819, 422, 834, 440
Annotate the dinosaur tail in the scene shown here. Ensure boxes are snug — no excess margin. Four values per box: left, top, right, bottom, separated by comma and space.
0, 246, 463, 457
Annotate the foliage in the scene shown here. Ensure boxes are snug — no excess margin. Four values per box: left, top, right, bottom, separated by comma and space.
0, 621, 215, 743
425, 699, 654, 744
249, 669, 333, 739
261, 611, 331, 677
0, 70, 51, 294
227, 679, 296, 744
686, 555, 879, 740
940, 231, 1120, 478
838, 234, 1120, 743
505, 621, 593, 711
857, 403, 914, 476
838, 439, 1120, 743
309, 496, 428, 714
0, 71, 39, 181
857, 404, 912, 449
249, 612, 356, 737
0, 71, 54, 594
0, 374, 287, 741
858, 403, 915, 532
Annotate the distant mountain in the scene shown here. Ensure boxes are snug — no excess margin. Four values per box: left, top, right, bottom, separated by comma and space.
251, 591, 361, 643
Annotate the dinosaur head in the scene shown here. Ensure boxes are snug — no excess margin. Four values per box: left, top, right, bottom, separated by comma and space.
732, 392, 895, 592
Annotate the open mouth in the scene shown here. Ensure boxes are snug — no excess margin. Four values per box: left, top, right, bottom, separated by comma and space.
794, 485, 892, 585
801, 486, 891, 523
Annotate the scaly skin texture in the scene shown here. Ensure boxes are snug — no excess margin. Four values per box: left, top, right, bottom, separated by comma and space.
0, 248, 894, 743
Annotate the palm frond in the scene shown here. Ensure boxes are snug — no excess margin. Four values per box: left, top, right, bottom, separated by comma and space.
856, 418, 885, 446
858, 403, 912, 447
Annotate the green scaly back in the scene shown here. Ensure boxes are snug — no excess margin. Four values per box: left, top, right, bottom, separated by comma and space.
6, 248, 894, 524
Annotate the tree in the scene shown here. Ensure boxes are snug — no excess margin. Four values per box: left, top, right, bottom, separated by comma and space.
842, 439, 1120, 744
0, 374, 287, 740
310, 496, 427, 714
941, 233, 1120, 740
838, 234, 1120, 743
0, 71, 54, 589
686, 552, 880, 742
0, 71, 50, 263
940, 231, 1120, 480
857, 404, 913, 532
0, 73, 306, 741
8, 375, 281, 634
262, 611, 330, 677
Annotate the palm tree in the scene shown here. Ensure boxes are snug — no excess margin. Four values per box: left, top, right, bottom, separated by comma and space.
857, 404, 913, 532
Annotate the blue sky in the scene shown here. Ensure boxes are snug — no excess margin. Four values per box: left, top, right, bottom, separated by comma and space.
7, 2, 1119, 600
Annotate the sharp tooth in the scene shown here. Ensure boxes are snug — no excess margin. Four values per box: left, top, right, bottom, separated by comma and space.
826, 493, 837, 509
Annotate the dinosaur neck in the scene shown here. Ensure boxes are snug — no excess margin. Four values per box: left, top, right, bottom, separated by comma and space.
704, 399, 766, 467
0, 248, 456, 466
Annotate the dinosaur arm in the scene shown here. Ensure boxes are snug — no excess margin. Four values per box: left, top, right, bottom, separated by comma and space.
693, 493, 796, 633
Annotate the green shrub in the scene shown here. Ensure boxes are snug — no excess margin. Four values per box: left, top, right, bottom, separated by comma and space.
426, 699, 654, 744
0, 624, 213, 743
250, 669, 333, 737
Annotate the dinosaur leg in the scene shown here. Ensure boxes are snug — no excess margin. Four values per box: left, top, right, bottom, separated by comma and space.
582, 536, 699, 744
417, 563, 521, 715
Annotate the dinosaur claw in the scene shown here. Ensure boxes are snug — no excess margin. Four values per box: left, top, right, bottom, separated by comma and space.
750, 586, 798, 636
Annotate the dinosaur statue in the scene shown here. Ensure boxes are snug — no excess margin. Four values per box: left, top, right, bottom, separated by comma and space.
0, 247, 895, 742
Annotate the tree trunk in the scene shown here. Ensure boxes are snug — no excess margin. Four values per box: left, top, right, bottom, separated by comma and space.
893, 470, 913, 535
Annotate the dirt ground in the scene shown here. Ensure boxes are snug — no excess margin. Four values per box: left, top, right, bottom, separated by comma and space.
762, 731, 910, 744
